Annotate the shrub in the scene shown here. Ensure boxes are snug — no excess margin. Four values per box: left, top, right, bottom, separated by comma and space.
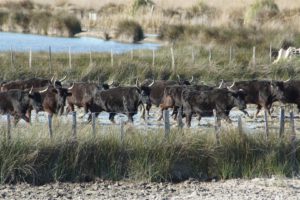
244, 0, 280, 25
130, 0, 154, 15
115, 20, 144, 43
0, 10, 9, 26
51, 13, 82, 37
11, 11, 31, 32
185, 1, 218, 20
30, 11, 51, 35
158, 24, 185, 43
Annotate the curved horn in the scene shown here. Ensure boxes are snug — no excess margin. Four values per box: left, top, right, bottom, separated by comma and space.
136, 78, 139, 87
148, 79, 155, 87
190, 76, 194, 83
229, 81, 235, 88
53, 79, 57, 86
50, 76, 54, 83
284, 77, 291, 83
227, 86, 235, 92
59, 75, 67, 82
39, 86, 49, 93
29, 86, 33, 94
68, 83, 74, 90
218, 79, 224, 88
177, 74, 181, 81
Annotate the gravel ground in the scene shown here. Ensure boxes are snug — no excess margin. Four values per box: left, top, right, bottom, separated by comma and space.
0, 177, 299, 200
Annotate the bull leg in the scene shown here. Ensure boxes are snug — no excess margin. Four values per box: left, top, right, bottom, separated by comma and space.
172, 107, 178, 120
109, 113, 116, 124
255, 105, 262, 118
146, 103, 151, 117
127, 113, 134, 124
20, 114, 30, 126
13, 115, 20, 127
185, 112, 192, 128
157, 109, 163, 121
197, 114, 202, 126
66, 104, 74, 115
79, 105, 89, 118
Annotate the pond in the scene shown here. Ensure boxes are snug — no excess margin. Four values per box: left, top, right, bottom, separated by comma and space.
0, 32, 161, 53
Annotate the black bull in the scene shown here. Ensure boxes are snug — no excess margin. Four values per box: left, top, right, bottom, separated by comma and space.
160, 84, 214, 119
181, 88, 247, 127
0, 89, 43, 125
278, 80, 300, 111
220, 80, 285, 116
88, 86, 151, 123
141, 77, 193, 119
0, 76, 66, 92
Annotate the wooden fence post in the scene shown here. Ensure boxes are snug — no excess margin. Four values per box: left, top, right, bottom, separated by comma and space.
120, 118, 125, 143
177, 108, 184, 129
229, 46, 232, 63
279, 106, 285, 137
209, 48, 212, 64
48, 46, 52, 73
68, 46, 72, 69
7, 114, 11, 141
72, 111, 77, 139
252, 46, 256, 67
290, 110, 297, 175
191, 47, 195, 64
10, 46, 14, 69
269, 43, 272, 63
92, 113, 96, 136
238, 116, 243, 135
170, 47, 175, 72
213, 109, 220, 144
89, 48, 92, 65
29, 48, 32, 69
264, 109, 269, 139
152, 49, 155, 67
163, 109, 170, 138
290, 110, 295, 136
111, 49, 114, 67
48, 114, 53, 138
131, 49, 133, 60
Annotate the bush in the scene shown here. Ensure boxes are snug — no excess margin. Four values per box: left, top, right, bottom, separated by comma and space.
245, 0, 280, 25
51, 13, 82, 37
0, 10, 9, 26
11, 11, 31, 32
158, 24, 185, 43
185, 1, 218, 20
115, 20, 144, 43
131, 0, 154, 14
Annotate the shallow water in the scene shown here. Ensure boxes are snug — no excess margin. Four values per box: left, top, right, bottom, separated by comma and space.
0, 32, 160, 53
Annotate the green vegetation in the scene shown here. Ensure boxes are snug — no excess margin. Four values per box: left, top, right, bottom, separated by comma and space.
245, 0, 279, 25
115, 20, 144, 43
0, 124, 298, 184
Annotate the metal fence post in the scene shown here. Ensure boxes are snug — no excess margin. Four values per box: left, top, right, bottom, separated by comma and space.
213, 109, 220, 144
48, 46, 52, 73
238, 116, 243, 135
279, 106, 285, 137
7, 114, 11, 141
264, 110, 269, 139
48, 114, 53, 138
92, 113, 96, 136
72, 111, 77, 139
163, 110, 170, 138
177, 107, 184, 129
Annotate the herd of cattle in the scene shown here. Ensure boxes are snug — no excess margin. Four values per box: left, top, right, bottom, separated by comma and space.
0, 75, 299, 128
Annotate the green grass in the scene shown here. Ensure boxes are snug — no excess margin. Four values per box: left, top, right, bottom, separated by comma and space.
0, 122, 298, 184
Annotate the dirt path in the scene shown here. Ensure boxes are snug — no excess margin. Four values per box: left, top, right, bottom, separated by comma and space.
0, 178, 299, 199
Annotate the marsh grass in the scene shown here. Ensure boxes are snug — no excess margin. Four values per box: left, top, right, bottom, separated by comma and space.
0, 121, 298, 184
